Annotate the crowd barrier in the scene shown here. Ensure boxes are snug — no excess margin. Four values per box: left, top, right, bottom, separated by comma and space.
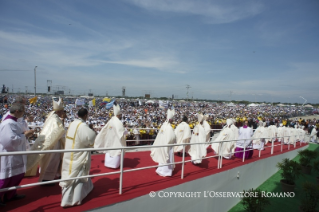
0, 129, 308, 196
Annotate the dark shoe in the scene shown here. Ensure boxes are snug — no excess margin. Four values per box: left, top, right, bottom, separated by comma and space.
4, 194, 25, 202
11, 194, 25, 201
0, 200, 5, 206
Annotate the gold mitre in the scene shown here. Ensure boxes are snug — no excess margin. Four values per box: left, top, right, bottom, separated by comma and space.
53, 97, 64, 111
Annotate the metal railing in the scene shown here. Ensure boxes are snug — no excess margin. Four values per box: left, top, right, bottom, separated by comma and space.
0, 130, 309, 196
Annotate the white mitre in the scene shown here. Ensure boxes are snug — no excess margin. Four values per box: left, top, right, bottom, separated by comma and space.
197, 113, 204, 123
203, 115, 208, 121
113, 104, 121, 116
167, 109, 175, 120
53, 97, 64, 111
226, 119, 233, 126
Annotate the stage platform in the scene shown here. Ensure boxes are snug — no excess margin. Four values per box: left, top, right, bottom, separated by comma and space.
5, 142, 308, 212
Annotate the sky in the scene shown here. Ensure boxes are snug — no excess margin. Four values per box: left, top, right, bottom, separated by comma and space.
0, 0, 318, 103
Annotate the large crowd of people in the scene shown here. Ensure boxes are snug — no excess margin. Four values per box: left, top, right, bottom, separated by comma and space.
0, 95, 318, 208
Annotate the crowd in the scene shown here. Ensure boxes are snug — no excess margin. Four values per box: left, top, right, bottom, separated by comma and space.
0, 95, 318, 208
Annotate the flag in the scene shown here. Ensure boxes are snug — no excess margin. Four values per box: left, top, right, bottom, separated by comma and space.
139, 100, 142, 106
29, 96, 38, 104
91, 98, 96, 106
103, 97, 111, 103
106, 100, 115, 109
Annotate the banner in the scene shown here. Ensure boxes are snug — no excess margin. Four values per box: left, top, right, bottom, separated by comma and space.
75, 99, 85, 106
29, 96, 38, 104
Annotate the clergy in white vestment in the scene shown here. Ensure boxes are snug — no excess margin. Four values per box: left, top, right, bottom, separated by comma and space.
94, 103, 127, 169
211, 119, 235, 159
26, 97, 66, 183
234, 120, 254, 159
150, 109, 176, 177
60, 108, 96, 207
299, 126, 306, 143
2, 97, 31, 152
174, 115, 191, 156
277, 123, 284, 143
288, 127, 297, 145
0, 104, 34, 205
267, 125, 277, 144
202, 115, 211, 148
310, 126, 318, 143
188, 114, 207, 164
252, 121, 267, 150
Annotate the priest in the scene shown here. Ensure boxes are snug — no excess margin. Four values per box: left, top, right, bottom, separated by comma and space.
26, 97, 66, 183
174, 115, 191, 156
234, 120, 254, 159
94, 102, 127, 168
150, 109, 176, 177
60, 108, 96, 207
188, 113, 207, 165
0, 103, 34, 205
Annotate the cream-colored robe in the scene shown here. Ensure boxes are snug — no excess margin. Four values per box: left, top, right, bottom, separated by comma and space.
211, 126, 235, 159
174, 122, 191, 153
60, 119, 96, 207
150, 121, 176, 176
188, 124, 207, 163
94, 116, 126, 156
94, 116, 126, 168
26, 111, 66, 182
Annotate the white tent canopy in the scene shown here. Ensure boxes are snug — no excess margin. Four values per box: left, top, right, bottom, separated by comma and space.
247, 103, 258, 107
145, 100, 155, 104
277, 104, 286, 107
227, 102, 236, 107
304, 104, 313, 108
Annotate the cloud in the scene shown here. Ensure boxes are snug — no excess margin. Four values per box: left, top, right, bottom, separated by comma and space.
127, 0, 264, 24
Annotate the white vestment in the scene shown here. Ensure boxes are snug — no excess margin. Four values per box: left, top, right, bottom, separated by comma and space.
267, 125, 277, 144
0, 118, 27, 179
174, 122, 191, 153
252, 126, 268, 150
94, 116, 126, 169
282, 127, 290, 144
26, 111, 66, 182
211, 126, 235, 159
289, 128, 297, 144
202, 120, 211, 147
60, 119, 96, 207
236, 127, 253, 148
310, 128, 317, 143
188, 124, 207, 163
2, 111, 30, 151
150, 121, 176, 176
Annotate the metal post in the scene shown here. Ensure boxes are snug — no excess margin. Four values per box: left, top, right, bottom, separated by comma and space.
219, 141, 224, 169
294, 135, 296, 148
242, 144, 246, 162
181, 144, 185, 179
271, 139, 274, 155
288, 136, 290, 150
281, 138, 283, 152
34, 66, 37, 96
119, 149, 124, 195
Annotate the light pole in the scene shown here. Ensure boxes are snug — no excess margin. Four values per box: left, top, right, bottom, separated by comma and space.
34, 66, 37, 96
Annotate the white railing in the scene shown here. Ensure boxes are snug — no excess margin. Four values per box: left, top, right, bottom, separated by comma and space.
0, 132, 308, 196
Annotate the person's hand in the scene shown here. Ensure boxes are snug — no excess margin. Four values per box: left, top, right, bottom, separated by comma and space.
24, 129, 35, 138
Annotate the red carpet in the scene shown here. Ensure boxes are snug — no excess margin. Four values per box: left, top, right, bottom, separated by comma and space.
5, 143, 307, 212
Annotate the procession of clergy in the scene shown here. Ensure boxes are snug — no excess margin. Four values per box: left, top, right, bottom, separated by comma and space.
0, 97, 315, 208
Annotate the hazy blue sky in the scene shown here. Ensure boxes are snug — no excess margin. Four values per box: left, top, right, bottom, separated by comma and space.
0, 0, 318, 103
